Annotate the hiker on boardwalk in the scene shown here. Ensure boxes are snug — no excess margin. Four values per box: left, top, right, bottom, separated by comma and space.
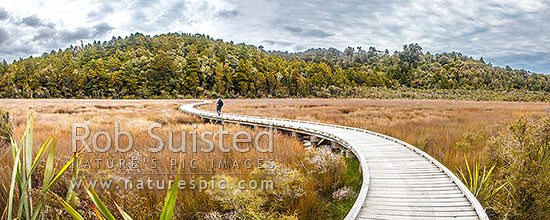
216, 98, 224, 116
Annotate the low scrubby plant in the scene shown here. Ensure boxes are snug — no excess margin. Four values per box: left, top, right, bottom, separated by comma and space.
206, 175, 299, 220
0, 108, 10, 148
304, 147, 347, 195
487, 116, 550, 219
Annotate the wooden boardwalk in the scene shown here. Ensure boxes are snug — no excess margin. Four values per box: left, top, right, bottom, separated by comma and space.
180, 101, 488, 220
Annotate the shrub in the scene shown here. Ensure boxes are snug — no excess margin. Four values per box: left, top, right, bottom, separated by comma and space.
332, 186, 354, 201
454, 132, 484, 153
206, 174, 299, 220
0, 108, 10, 145
255, 161, 315, 214
488, 116, 550, 219
304, 147, 347, 195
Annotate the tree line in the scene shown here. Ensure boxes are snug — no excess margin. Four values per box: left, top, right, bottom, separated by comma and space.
0, 32, 548, 99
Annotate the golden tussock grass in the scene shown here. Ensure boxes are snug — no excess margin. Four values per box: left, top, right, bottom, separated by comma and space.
203, 98, 550, 170
0, 99, 309, 219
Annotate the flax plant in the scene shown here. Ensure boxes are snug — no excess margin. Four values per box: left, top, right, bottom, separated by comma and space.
458, 157, 505, 205
55, 156, 185, 220
5, 116, 82, 220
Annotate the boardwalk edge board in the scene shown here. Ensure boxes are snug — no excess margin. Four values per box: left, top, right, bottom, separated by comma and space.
180, 101, 488, 220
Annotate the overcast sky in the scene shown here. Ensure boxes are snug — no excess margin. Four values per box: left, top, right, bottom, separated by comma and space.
0, 0, 548, 73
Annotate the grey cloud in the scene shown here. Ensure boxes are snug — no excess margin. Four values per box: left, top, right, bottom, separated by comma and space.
33, 28, 57, 41
386, 24, 404, 36
87, 3, 115, 21
459, 26, 489, 38
0, 7, 8, 20
262, 40, 293, 46
127, 0, 242, 32
155, 0, 187, 26
293, 45, 306, 51
1, 15, 114, 61
283, 26, 332, 38
0, 30, 36, 60
19, 15, 54, 28
59, 22, 113, 43
0, 28, 8, 44
60, 28, 92, 43
132, 0, 155, 9
235, 0, 548, 72
0, 44, 35, 59
126, 0, 188, 32
490, 52, 550, 74
217, 9, 239, 19
87, 12, 101, 20
130, 11, 148, 25
126, 0, 157, 31
284, 26, 302, 34
21, 16, 42, 26
93, 22, 114, 35
303, 29, 332, 38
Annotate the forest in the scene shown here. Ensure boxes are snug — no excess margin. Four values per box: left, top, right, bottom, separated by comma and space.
0, 32, 549, 99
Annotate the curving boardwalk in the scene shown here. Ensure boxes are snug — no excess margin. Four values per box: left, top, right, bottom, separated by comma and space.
180, 101, 488, 220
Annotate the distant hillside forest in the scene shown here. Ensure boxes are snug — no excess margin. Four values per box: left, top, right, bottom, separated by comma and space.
0, 32, 549, 99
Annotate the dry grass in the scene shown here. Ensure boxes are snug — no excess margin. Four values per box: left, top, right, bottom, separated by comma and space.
4, 98, 538, 218
0, 99, 310, 219
202, 98, 550, 169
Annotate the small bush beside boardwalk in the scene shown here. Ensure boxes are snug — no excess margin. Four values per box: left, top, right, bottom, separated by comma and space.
485, 116, 550, 219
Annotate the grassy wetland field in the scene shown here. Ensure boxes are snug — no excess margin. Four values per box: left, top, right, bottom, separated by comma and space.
0, 99, 360, 219
202, 98, 550, 218
0, 98, 549, 219
0, 99, 550, 219
202, 99, 550, 168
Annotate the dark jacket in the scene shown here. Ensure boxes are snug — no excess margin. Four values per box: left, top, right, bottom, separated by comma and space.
216, 99, 224, 109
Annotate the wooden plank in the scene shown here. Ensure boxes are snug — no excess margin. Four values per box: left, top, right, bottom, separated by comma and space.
368, 185, 460, 191
361, 209, 477, 217
367, 194, 466, 199
358, 216, 478, 220
366, 160, 433, 164
365, 198, 469, 204
369, 176, 452, 180
369, 180, 454, 185
363, 201, 472, 207
367, 189, 463, 195
362, 205, 474, 212
367, 163, 437, 168
369, 174, 449, 179
368, 168, 442, 172
364, 155, 422, 158
366, 159, 430, 163
369, 183, 459, 188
